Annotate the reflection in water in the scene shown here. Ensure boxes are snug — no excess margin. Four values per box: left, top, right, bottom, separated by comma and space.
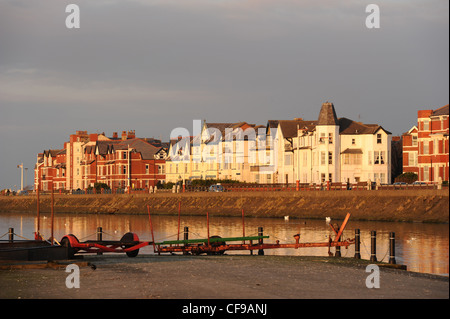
0, 212, 448, 276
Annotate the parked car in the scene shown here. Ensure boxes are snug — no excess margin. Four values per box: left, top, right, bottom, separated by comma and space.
412, 181, 427, 185
208, 184, 224, 192
393, 182, 407, 185
18, 190, 29, 196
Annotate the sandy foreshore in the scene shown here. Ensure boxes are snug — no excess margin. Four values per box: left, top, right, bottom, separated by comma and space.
0, 254, 448, 300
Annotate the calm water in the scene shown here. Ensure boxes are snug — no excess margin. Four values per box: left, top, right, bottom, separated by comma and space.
0, 212, 448, 276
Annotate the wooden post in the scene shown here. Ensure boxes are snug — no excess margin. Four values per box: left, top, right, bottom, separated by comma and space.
207, 212, 210, 247
354, 229, 361, 259
97, 227, 103, 255
184, 226, 189, 241
36, 185, 40, 239
242, 208, 245, 244
147, 205, 158, 254
389, 232, 396, 264
50, 186, 54, 245
370, 230, 377, 262
183, 226, 189, 255
97, 227, 103, 241
258, 227, 264, 255
177, 201, 181, 242
335, 225, 341, 257
8, 228, 14, 243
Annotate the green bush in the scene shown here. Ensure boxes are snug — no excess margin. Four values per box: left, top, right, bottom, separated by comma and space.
394, 172, 418, 184
87, 182, 110, 192
157, 181, 175, 189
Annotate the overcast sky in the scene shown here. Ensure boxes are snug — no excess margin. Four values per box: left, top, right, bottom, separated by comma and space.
0, 0, 448, 189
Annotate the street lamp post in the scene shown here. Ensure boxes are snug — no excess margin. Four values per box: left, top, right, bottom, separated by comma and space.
24, 168, 28, 190
17, 163, 24, 191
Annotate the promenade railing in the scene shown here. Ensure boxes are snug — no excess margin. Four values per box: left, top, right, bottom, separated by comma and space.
3, 182, 446, 196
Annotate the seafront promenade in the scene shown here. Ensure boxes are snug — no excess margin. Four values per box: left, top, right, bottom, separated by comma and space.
0, 189, 448, 223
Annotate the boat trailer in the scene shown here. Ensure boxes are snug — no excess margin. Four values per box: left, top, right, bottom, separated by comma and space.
148, 208, 355, 256
59, 208, 355, 258
60, 232, 152, 259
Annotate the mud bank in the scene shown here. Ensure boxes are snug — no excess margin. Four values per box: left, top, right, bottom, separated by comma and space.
0, 189, 448, 223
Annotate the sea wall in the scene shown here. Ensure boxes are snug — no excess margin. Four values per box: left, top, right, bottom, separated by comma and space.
0, 189, 448, 223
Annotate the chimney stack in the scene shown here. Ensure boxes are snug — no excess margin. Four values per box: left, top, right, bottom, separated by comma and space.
122, 131, 127, 141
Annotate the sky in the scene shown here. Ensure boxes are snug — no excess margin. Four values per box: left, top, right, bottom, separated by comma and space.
0, 0, 448, 190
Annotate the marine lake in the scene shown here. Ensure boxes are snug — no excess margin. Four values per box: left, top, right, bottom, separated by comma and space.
1, 212, 448, 276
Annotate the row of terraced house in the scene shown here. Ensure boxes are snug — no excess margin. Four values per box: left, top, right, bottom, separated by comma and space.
402, 104, 449, 183
34, 102, 449, 191
35, 130, 168, 191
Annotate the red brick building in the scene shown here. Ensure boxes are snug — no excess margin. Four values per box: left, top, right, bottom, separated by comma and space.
35, 149, 66, 191
35, 130, 168, 191
403, 105, 449, 182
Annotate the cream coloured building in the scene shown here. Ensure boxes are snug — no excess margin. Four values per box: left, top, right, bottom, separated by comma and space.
166, 102, 392, 185
254, 102, 392, 184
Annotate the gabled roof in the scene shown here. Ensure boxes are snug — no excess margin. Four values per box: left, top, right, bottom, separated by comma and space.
203, 122, 261, 143
95, 138, 163, 160
115, 139, 163, 160
267, 120, 279, 129
84, 146, 95, 154
204, 123, 236, 137
278, 119, 317, 138
43, 149, 65, 157
403, 126, 418, 135
432, 104, 449, 117
95, 140, 114, 155
338, 118, 391, 135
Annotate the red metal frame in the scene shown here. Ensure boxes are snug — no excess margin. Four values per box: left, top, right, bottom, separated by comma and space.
153, 212, 355, 255
61, 233, 151, 256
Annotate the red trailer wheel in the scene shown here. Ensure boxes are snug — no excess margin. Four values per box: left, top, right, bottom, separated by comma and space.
206, 236, 226, 255
61, 234, 79, 259
121, 232, 140, 257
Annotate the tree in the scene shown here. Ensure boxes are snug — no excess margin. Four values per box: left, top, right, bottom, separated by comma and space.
87, 183, 110, 192
394, 172, 418, 184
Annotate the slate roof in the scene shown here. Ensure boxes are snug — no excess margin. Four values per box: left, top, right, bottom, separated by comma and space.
277, 119, 317, 138
432, 104, 449, 117
43, 149, 65, 157
338, 118, 391, 135
95, 138, 164, 160
317, 102, 339, 125
204, 122, 261, 143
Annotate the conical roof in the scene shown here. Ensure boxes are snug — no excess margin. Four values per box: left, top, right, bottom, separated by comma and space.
317, 102, 338, 125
